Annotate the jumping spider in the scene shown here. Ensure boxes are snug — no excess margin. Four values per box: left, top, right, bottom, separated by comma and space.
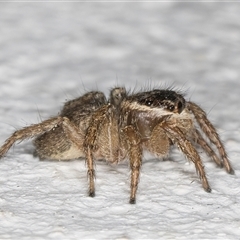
0, 87, 234, 203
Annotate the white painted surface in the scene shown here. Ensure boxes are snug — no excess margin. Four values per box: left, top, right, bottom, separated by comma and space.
0, 2, 240, 239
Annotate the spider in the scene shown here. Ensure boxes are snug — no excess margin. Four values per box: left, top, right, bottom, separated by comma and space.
0, 87, 234, 203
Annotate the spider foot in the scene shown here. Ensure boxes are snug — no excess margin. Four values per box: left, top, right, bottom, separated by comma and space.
227, 167, 235, 175
205, 187, 212, 193
89, 190, 95, 197
129, 197, 136, 204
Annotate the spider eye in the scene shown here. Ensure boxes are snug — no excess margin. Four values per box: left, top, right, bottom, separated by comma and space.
145, 100, 153, 106
168, 105, 175, 111
178, 101, 183, 110
177, 100, 185, 113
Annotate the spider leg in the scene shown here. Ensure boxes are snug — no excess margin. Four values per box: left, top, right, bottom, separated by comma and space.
0, 116, 63, 158
122, 125, 142, 204
192, 128, 223, 168
84, 104, 111, 197
162, 123, 211, 192
61, 117, 83, 148
187, 102, 234, 174
85, 146, 95, 197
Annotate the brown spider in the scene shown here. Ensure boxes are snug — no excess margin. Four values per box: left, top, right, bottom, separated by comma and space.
0, 87, 234, 203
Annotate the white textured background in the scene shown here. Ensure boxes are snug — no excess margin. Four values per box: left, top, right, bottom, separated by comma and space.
0, 2, 240, 239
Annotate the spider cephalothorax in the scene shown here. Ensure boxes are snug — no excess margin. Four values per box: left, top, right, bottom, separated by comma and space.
129, 89, 186, 113
0, 87, 234, 203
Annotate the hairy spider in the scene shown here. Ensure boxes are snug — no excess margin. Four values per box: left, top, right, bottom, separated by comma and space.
0, 87, 234, 203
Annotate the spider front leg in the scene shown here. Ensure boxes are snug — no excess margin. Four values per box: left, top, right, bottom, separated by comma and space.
0, 116, 64, 158
162, 123, 211, 192
187, 102, 234, 174
192, 129, 223, 168
122, 126, 142, 204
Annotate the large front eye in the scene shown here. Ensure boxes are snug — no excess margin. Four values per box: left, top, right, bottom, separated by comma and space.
178, 101, 183, 109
